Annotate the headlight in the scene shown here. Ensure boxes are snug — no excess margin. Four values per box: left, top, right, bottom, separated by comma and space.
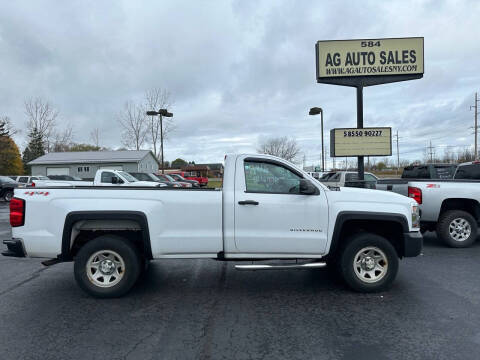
412, 205, 420, 229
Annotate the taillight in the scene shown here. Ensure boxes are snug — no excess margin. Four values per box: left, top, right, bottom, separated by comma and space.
10, 197, 25, 227
30, 182, 36, 187
408, 186, 422, 204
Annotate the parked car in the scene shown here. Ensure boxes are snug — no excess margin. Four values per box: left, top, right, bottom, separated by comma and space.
319, 171, 378, 189
32, 169, 167, 188
171, 171, 208, 187
129, 172, 181, 188
10, 175, 50, 186
0, 176, 22, 201
3, 153, 422, 298
377, 163, 458, 196
169, 173, 200, 187
157, 173, 192, 188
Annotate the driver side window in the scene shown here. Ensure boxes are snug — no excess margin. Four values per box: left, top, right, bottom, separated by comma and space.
244, 161, 302, 194
101, 172, 119, 184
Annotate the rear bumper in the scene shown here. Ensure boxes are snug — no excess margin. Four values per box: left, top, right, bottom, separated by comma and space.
403, 231, 423, 257
2, 239, 26, 258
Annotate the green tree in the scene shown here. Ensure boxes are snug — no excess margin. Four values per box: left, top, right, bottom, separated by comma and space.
376, 162, 386, 171
0, 135, 23, 175
22, 128, 45, 174
172, 158, 188, 167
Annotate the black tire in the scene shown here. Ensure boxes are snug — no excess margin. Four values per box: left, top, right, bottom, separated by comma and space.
4, 190, 13, 202
338, 232, 399, 293
436, 210, 477, 248
74, 235, 142, 298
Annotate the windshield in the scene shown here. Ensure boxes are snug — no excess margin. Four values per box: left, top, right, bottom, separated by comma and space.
0, 176, 15, 183
163, 174, 176, 182
148, 173, 161, 181
172, 174, 185, 181
119, 171, 138, 183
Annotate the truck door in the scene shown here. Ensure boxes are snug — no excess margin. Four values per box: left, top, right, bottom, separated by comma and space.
233, 157, 329, 255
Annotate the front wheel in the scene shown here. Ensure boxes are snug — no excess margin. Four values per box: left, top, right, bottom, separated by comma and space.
74, 235, 142, 298
338, 233, 399, 292
436, 210, 477, 248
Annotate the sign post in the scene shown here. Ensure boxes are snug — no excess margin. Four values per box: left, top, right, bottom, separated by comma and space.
315, 37, 424, 180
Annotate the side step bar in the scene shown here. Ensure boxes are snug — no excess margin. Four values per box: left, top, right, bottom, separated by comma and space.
235, 262, 326, 271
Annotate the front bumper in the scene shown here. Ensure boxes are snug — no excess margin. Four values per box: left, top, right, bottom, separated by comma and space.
2, 239, 26, 258
403, 231, 423, 257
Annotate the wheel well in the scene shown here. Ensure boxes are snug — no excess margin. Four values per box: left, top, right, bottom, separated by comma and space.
330, 219, 405, 258
440, 199, 480, 221
61, 212, 153, 261
71, 229, 147, 259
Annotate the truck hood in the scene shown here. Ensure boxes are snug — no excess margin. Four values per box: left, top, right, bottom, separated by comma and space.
326, 186, 416, 206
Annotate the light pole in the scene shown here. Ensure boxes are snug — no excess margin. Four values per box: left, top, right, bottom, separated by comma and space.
309, 107, 324, 172
146, 108, 173, 174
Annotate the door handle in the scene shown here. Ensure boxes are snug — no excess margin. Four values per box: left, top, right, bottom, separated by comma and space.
238, 200, 259, 205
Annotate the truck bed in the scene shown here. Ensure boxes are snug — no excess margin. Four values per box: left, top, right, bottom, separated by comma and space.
15, 186, 223, 258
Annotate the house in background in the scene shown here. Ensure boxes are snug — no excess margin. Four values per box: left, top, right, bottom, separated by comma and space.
28, 150, 160, 179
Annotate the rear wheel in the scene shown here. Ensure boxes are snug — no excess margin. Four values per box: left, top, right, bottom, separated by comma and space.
338, 233, 399, 292
74, 235, 142, 298
3, 190, 13, 202
436, 210, 477, 248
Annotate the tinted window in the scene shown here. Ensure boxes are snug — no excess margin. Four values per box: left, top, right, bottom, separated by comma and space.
401, 166, 417, 178
244, 161, 302, 194
434, 165, 456, 179
18, 177, 29, 183
455, 165, 480, 179
365, 174, 377, 182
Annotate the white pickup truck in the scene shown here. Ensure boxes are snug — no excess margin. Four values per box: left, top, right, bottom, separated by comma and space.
32, 169, 165, 188
3, 154, 422, 298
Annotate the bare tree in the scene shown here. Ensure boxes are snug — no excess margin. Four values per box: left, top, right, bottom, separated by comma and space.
0, 116, 19, 137
118, 101, 148, 150
257, 136, 301, 162
52, 124, 75, 152
24, 97, 58, 151
144, 88, 174, 157
90, 128, 101, 148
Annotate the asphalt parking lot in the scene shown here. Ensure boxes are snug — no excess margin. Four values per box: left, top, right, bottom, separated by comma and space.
1, 202, 480, 360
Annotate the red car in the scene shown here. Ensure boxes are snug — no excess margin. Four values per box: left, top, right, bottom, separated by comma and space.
171, 171, 208, 187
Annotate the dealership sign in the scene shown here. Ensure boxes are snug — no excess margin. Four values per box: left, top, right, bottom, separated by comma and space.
316, 37, 424, 81
330, 127, 392, 157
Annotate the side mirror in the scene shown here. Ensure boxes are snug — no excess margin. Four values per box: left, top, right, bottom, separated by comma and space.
299, 179, 318, 195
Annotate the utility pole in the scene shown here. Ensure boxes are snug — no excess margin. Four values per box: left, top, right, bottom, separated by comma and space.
427, 141, 435, 163
471, 92, 479, 160
394, 131, 400, 175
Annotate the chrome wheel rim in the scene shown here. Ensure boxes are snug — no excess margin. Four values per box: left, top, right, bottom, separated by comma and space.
86, 250, 125, 288
5, 192, 12, 201
353, 246, 388, 283
449, 218, 471, 242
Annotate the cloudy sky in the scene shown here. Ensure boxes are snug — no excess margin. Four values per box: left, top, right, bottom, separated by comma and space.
1, 0, 479, 167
